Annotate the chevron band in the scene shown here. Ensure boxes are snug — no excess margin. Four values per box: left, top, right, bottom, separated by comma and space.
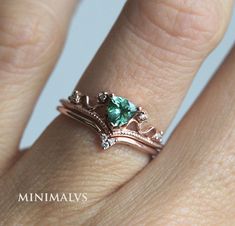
58, 91, 164, 157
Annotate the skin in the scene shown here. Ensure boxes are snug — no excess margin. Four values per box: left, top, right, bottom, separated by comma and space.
0, 0, 234, 225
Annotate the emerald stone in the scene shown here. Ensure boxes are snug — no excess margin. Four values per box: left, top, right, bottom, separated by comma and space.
107, 96, 137, 127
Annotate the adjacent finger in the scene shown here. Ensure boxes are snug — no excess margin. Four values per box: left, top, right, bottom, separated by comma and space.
0, 0, 78, 173
88, 46, 235, 226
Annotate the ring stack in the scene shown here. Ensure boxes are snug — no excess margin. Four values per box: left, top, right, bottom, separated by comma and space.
58, 90, 164, 157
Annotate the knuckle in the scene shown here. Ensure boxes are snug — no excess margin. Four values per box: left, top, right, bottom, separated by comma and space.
124, 0, 228, 62
0, 2, 63, 74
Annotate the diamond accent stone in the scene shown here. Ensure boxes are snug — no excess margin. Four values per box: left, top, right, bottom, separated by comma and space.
69, 90, 80, 104
100, 133, 116, 150
101, 140, 110, 150
101, 133, 108, 141
108, 138, 116, 146
153, 131, 164, 143
98, 92, 108, 103
137, 111, 148, 122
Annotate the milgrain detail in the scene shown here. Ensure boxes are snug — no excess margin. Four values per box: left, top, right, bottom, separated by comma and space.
60, 100, 110, 134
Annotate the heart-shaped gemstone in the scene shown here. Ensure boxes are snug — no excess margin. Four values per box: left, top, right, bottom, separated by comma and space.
107, 96, 137, 127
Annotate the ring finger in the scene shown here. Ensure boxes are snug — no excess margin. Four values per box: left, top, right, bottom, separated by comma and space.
7, 0, 234, 212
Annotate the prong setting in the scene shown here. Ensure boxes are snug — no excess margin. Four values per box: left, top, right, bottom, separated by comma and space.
136, 111, 148, 122
153, 131, 164, 144
69, 90, 81, 104
100, 133, 116, 150
98, 92, 109, 103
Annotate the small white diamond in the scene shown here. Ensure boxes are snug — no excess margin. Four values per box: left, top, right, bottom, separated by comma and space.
101, 140, 110, 150
153, 132, 163, 142
108, 138, 116, 146
98, 92, 108, 103
100, 133, 110, 150
100, 134, 116, 150
137, 112, 148, 122
100, 133, 108, 141
69, 90, 80, 104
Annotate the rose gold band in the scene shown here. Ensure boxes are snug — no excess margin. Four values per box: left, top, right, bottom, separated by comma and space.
58, 91, 164, 157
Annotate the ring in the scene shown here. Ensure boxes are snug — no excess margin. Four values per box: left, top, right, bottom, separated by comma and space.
58, 90, 164, 157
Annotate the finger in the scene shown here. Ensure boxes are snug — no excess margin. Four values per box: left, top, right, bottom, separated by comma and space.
78, 0, 232, 128
0, 0, 77, 173
60, 0, 233, 197
88, 46, 235, 225
7, 0, 233, 207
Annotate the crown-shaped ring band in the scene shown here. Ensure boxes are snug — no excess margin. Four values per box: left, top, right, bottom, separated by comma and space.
57, 91, 164, 157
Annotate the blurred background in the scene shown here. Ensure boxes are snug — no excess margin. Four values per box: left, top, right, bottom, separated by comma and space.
20, 1, 235, 148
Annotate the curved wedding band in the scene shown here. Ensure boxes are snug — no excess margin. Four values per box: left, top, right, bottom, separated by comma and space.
58, 90, 164, 157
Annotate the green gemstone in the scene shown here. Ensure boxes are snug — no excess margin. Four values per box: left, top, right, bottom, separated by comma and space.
107, 96, 137, 127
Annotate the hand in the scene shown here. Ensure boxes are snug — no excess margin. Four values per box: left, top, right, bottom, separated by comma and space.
0, 0, 234, 225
